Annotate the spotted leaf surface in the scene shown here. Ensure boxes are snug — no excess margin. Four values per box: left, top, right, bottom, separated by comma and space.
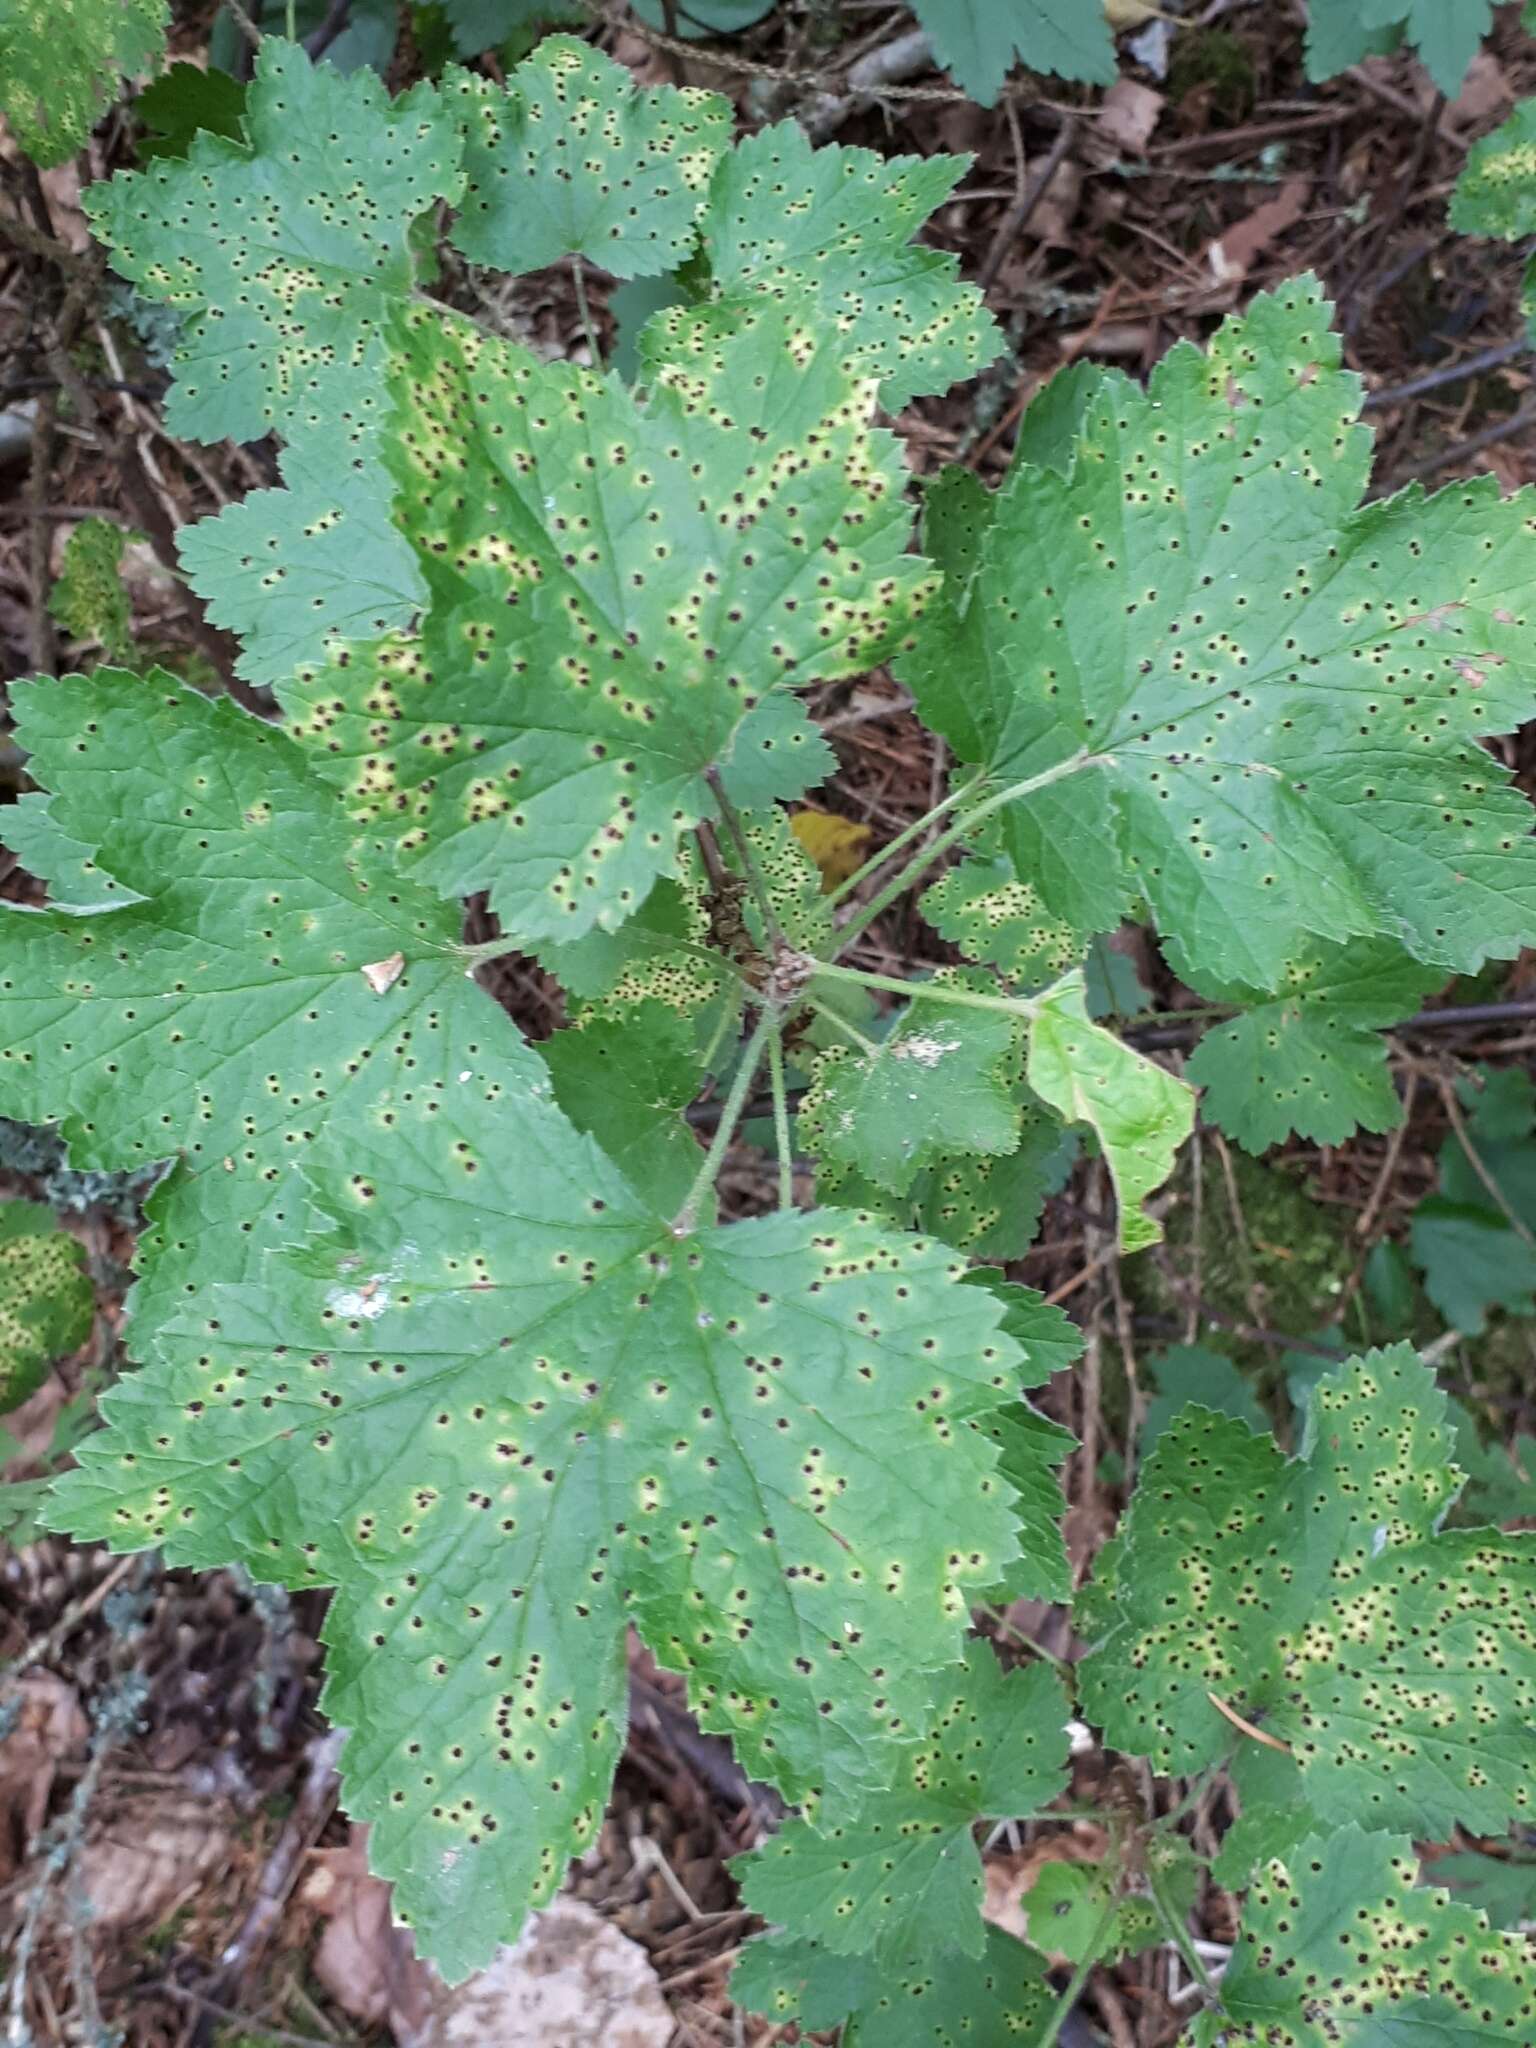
0, 1202, 93, 1414
86, 41, 463, 442
1080, 1345, 1536, 1843
907, 0, 1116, 105
741, 1641, 1068, 1964
733, 1924, 1055, 2046
1187, 940, 1438, 1152
540, 999, 705, 1214
1451, 98, 1536, 344
801, 977, 1023, 1198
1192, 1827, 1536, 2046
273, 300, 929, 943
0, 670, 494, 1337
902, 277, 1536, 990
1306, 0, 1492, 95
689, 123, 1004, 410
921, 843, 1085, 991
447, 38, 730, 278
0, 0, 165, 166
1026, 973, 1193, 1252
49, 1093, 1031, 1975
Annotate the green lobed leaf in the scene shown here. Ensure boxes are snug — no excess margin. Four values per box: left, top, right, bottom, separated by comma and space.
540, 999, 706, 1215
0, 1202, 94, 1415
739, 1640, 1069, 1964
1, 793, 141, 911
270, 298, 929, 943
133, 60, 246, 160
1306, 0, 1492, 96
732, 1923, 1055, 2046
0, 669, 495, 1336
801, 977, 1023, 1198
52, 1172, 1032, 1977
1140, 1343, 1265, 1453
446, 38, 731, 278
1194, 1827, 1536, 2045
0, 0, 166, 166
901, 277, 1536, 991
920, 847, 1084, 991
1080, 1344, 1536, 1843
1409, 1197, 1536, 1333
907, 0, 1117, 105
85, 41, 463, 442
1451, 97, 1536, 242
688, 122, 1005, 410
1187, 940, 1438, 1152
1026, 972, 1193, 1252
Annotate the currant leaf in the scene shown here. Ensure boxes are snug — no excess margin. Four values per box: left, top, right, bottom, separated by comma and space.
85, 41, 463, 441
1451, 97, 1536, 343
739, 1640, 1069, 1964
907, 0, 1117, 106
262, 299, 930, 941
48, 1084, 1034, 1974
1186, 939, 1439, 1152
688, 122, 1005, 409
541, 999, 707, 1214
1079, 1344, 1536, 1842
0, 670, 492, 1334
0, 1202, 93, 1414
1026, 973, 1193, 1252
921, 845, 1085, 990
732, 1923, 1055, 2047
0, 0, 165, 166
801, 977, 1023, 1198
1194, 1827, 1536, 2046
446, 38, 730, 278
902, 277, 1536, 989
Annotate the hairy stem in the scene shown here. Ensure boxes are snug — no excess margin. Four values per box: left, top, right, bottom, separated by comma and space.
767, 1031, 794, 1210
672, 1005, 780, 1234
828, 749, 1102, 961
803, 991, 881, 1057
1147, 1858, 1219, 2002
811, 957, 1057, 1023
571, 257, 602, 363
1035, 1895, 1123, 2048
705, 764, 785, 948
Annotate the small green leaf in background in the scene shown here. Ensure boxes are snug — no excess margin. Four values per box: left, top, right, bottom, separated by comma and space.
1187, 940, 1438, 1152
907, 0, 1117, 106
541, 1000, 705, 1215
0, 0, 166, 166
0, 1201, 93, 1416
631, 0, 774, 36
439, 0, 583, 61
1139, 1343, 1266, 1454
920, 849, 1083, 992
1027, 972, 1194, 1252
1430, 1845, 1536, 1930
1083, 938, 1150, 1021
133, 60, 245, 160
1305, 0, 1490, 96
1022, 1837, 1198, 1966
1194, 1828, 1536, 2045
448, 38, 731, 278
1410, 1197, 1536, 1333
48, 518, 141, 666
1408, 1060, 1536, 1332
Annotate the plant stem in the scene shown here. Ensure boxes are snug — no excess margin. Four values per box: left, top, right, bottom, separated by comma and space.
1035, 1895, 1122, 2048
767, 1031, 794, 1210
1147, 1858, 1219, 2002
706, 764, 785, 948
673, 1005, 779, 1234
804, 991, 881, 1057
822, 770, 988, 913
811, 957, 1053, 1024
571, 257, 602, 363
829, 749, 1102, 961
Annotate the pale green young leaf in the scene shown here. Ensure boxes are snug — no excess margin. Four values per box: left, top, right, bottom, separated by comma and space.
907, 0, 1116, 105
0, 1202, 93, 1414
1306, 0, 1491, 95
540, 1000, 706, 1214
0, 669, 494, 1337
801, 977, 1023, 1198
740, 1641, 1069, 1964
270, 301, 928, 943
902, 277, 1536, 989
446, 39, 730, 278
1080, 1345, 1536, 1842
733, 1923, 1054, 2046
50, 1091, 1030, 1974
1193, 1828, 1536, 2046
688, 122, 1004, 409
1187, 940, 1438, 1152
85, 41, 463, 442
1026, 973, 1193, 1252
0, 0, 165, 166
